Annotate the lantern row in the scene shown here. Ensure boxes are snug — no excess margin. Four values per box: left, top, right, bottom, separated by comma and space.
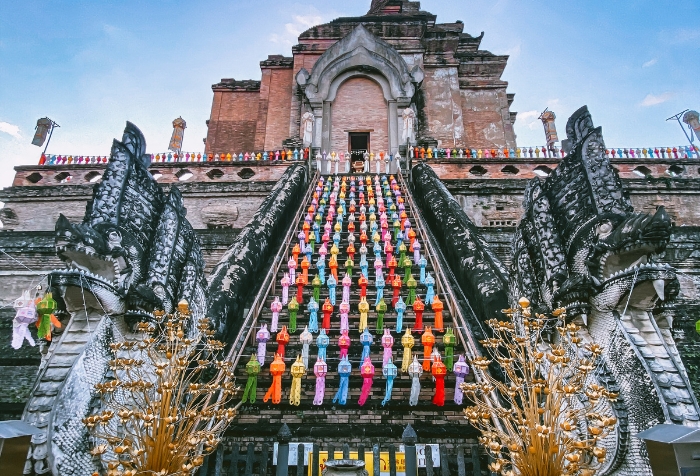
37, 145, 700, 166
242, 173, 468, 407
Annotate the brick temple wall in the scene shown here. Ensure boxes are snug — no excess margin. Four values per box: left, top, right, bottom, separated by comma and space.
257, 67, 294, 151
206, 90, 260, 154
421, 67, 465, 148
330, 77, 389, 153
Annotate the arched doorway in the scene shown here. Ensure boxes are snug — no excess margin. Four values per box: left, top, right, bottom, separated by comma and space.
296, 24, 422, 155
330, 77, 389, 155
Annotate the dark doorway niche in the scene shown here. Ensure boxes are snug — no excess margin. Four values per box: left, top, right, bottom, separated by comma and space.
349, 132, 370, 160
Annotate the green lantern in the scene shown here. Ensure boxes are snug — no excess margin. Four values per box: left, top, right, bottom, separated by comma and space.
443, 328, 456, 369
312, 274, 321, 302
242, 354, 261, 404
376, 298, 387, 331
406, 274, 417, 306
36, 292, 57, 341
288, 297, 299, 333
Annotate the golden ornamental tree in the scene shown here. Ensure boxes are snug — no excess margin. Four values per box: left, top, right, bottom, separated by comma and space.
83, 301, 239, 476
461, 298, 618, 476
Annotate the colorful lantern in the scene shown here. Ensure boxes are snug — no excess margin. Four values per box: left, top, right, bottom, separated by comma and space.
263, 353, 286, 404
338, 329, 351, 359
300, 326, 313, 369
381, 359, 398, 406
288, 296, 299, 332
276, 326, 290, 357
422, 326, 435, 371
419, 255, 427, 284
425, 273, 435, 304
317, 255, 326, 285
288, 256, 297, 284
360, 327, 373, 361
431, 353, 447, 406
301, 256, 310, 284
36, 292, 58, 341
391, 274, 402, 307
289, 355, 305, 406
316, 328, 329, 360
322, 298, 333, 331
358, 357, 375, 406
453, 354, 469, 405
401, 327, 415, 372
295, 275, 305, 307
241, 354, 261, 404
256, 324, 270, 366
408, 355, 423, 406
342, 273, 351, 304
313, 357, 328, 405
312, 274, 322, 302
443, 327, 456, 368
406, 274, 417, 305
358, 296, 370, 332
359, 273, 368, 298
432, 295, 444, 332
381, 328, 394, 366
413, 296, 425, 331
333, 356, 352, 405
11, 290, 37, 349
395, 296, 406, 332
376, 298, 387, 331
270, 297, 282, 332
308, 297, 319, 333
281, 273, 290, 305
327, 274, 337, 306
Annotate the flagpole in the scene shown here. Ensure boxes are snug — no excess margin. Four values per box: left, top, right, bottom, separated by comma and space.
42, 119, 60, 155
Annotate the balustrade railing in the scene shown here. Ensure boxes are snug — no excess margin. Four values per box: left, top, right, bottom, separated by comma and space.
34, 144, 700, 166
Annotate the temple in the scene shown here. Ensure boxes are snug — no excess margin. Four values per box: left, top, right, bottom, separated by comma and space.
204, 0, 516, 157
1, 2, 700, 476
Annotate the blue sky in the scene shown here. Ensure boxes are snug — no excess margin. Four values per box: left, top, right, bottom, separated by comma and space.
0, 0, 699, 188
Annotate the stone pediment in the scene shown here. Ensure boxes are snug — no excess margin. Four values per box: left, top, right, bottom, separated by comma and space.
299, 24, 419, 105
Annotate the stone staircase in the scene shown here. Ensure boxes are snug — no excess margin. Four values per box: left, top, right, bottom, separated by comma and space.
228, 174, 474, 441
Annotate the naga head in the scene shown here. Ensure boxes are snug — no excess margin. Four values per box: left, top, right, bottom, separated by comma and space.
511, 106, 680, 318
51, 122, 206, 320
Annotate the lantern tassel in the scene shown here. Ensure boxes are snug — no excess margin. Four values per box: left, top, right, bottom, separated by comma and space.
433, 374, 445, 407
314, 375, 326, 405
242, 373, 258, 404
358, 376, 373, 406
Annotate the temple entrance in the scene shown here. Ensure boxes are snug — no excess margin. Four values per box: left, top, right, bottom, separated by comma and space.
349, 132, 370, 160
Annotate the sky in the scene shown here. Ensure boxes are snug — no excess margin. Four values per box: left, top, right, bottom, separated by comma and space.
0, 0, 699, 188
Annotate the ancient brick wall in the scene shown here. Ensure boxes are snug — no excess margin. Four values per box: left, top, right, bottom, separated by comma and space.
254, 66, 295, 151
330, 77, 389, 153
460, 87, 513, 149
421, 67, 465, 148
206, 90, 260, 154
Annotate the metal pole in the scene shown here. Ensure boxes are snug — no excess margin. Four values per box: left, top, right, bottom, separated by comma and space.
276, 423, 292, 476
666, 110, 698, 158
402, 424, 418, 476
42, 119, 60, 155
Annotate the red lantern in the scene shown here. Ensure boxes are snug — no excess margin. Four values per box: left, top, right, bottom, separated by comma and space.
431, 353, 447, 406
322, 298, 333, 331
276, 326, 290, 357
413, 296, 425, 331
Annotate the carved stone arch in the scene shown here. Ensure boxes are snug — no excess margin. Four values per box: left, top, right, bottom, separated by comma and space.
302, 24, 416, 105
298, 24, 420, 155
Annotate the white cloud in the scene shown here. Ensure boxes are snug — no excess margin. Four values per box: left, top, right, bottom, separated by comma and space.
0, 122, 21, 140
518, 110, 541, 130
642, 58, 657, 68
640, 92, 674, 107
269, 13, 329, 46
671, 28, 700, 45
